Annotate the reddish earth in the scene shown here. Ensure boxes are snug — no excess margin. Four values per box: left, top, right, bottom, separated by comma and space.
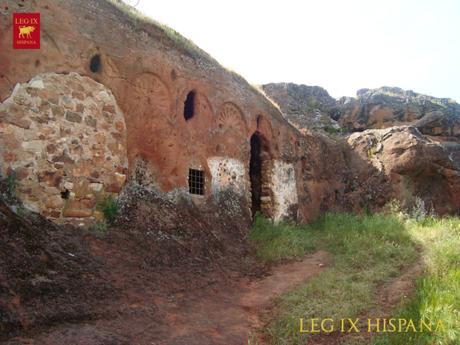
1, 181, 331, 345
0, 182, 424, 345
4, 249, 330, 345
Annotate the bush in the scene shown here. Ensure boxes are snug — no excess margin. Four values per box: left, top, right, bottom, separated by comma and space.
6, 171, 18, 197
97, 195, 119, 222
88, 221, 108, 237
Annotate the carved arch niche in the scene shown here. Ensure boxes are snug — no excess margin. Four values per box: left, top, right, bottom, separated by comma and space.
128, 72, 172, 124
127, 72, 174, 127
123, 73, 173, 156
212, 102, 248, 155
216, 102, 248, 134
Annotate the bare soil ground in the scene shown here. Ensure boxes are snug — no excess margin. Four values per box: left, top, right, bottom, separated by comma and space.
1, 184, 330, 345
3, 244, 330, 345
0, 184, 423, 345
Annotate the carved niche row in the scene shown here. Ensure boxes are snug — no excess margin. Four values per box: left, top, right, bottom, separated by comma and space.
129, 72, 247, 133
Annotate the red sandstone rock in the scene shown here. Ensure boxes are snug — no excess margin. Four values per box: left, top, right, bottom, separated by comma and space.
1, 0, 459, 225
348, 126, 460, 214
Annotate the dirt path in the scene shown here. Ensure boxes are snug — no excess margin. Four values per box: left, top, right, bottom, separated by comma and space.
309, 256, 425, 345
133, 250, 331, 345
10, 251, 330, 345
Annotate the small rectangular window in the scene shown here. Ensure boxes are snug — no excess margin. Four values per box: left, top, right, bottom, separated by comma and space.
188, 169, 204, 195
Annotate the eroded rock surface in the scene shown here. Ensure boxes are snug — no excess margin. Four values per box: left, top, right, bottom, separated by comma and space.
262, 83, 341, 132
339, 87, 460, 138
263, 83, 460, 141
263, 83, 460, 214
348, 126, 460, 214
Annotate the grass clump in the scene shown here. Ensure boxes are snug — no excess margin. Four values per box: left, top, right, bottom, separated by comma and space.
250, 211, 459, 345
250, 215, 316, 262
251, 212, 418, 344
88, 221, 108, 238
371, 217, 460, 345
97, 194, 119, 222
6, 170, 18, 197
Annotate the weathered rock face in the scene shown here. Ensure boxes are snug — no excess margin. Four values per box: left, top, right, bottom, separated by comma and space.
348, 126, 460, 214
262, 83, 341, 132
0, 73, 128, 223
263, 83, 460, 140
263, 82, 460, 215
338, 87, 460, 139
0, 184, 115, 340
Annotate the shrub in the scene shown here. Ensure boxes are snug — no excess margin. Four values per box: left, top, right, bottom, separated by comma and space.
89, 221, 108, 237
97, 194, 119, 222
324, 126, 342, 135
6, 171, 18, 197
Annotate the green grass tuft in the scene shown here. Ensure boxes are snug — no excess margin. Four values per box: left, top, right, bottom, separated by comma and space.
6, 171, 18, 197
371, 217, 460, 345
250, 212, 459, 345
250, 214, 316, 262
97, 194, 119, 222
251, 212, 419, 344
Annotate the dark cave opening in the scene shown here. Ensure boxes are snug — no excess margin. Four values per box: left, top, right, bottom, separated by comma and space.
184, 91, 196, 121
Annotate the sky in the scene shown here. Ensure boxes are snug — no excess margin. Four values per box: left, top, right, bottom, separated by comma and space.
124, 0, 460, 101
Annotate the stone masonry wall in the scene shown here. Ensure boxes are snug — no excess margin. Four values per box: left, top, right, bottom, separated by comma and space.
0, 72, 128, 223
271, 160, 298, 222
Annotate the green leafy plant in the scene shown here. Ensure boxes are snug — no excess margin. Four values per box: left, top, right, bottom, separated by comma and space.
97, 194, 119, 222
6, 170, 18, 197
88, 221, 108, 237
323, 126, 342, 135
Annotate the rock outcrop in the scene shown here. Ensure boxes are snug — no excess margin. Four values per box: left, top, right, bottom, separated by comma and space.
348, 126, 460, 214
0, 0, 396, 225
263, 83, 460, 214
262, 83, 341, 132
0, 184, 114, 340
0, 0, 459, 225
0, 0, 303, 225
338, 87, 460, 139
0, 177, 259, 342
263, 83, 460, 141
1, 0, 460, 343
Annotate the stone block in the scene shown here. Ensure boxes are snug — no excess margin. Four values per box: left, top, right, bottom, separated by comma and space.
63, 181, 74, 190
29, 79, 45, 89
45, 195, 64, 209
22, 140, 44, 153
89, 183, 103, 192
7, 116, 32, 129
65, 111, 82, 123
63, 200, 93, 218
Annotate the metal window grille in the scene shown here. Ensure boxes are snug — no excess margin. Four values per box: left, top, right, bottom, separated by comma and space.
188, 169, 204, 195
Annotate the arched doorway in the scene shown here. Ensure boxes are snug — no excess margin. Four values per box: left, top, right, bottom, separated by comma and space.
249, 132, 271, 217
